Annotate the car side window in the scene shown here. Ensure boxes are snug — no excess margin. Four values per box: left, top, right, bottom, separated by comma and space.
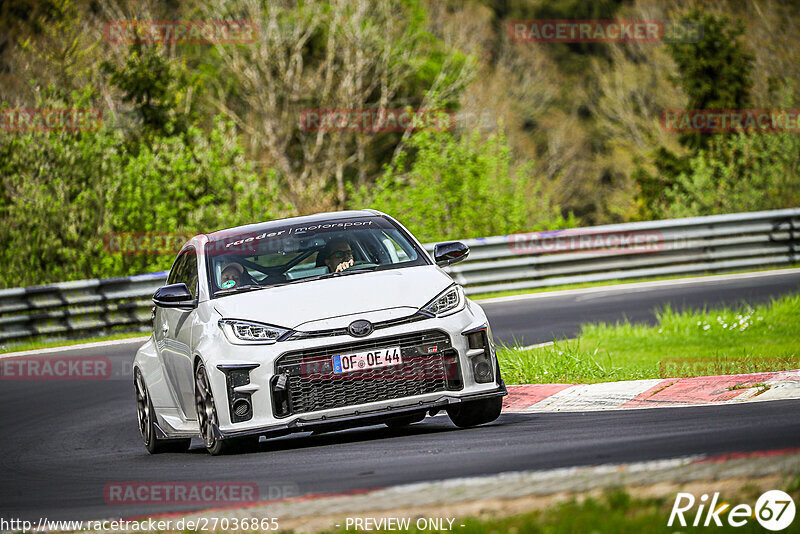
167, 254, 186, 286
184, 248, 199, 299
167, 247, 199, 299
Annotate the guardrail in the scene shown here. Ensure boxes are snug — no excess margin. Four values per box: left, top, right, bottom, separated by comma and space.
1, 208, 798, 344
437, 208, 800, 295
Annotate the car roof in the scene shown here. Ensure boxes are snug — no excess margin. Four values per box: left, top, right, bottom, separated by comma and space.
203, 209, 384, 242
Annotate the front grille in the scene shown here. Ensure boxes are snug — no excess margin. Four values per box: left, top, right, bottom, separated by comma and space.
287, 311, 431, 341
272, 330, 461, 417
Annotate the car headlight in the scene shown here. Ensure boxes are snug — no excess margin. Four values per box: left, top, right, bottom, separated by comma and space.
218, 319, 291, 344
421, 285, 465, 317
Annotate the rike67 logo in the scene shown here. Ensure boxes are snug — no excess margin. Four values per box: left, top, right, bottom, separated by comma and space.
669, 490, 796, 531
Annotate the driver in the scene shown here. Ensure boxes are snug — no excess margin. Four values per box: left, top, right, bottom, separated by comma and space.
321, 239, 354, 273
220, 262, 244, 288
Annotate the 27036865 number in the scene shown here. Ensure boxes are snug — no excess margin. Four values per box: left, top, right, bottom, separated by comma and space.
195, 517, 279, 531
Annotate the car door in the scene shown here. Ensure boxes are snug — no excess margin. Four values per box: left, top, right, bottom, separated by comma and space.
156, 247, 199, 420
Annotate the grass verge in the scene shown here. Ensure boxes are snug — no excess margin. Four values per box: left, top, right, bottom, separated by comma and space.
319, 477, 800, 533
497, 293, 800, 384
0, 330, 148, 355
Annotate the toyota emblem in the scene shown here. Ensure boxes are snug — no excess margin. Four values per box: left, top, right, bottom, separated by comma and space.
348, 320, 373, 337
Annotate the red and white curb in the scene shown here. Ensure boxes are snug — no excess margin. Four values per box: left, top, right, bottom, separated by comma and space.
503, 370, 800, 412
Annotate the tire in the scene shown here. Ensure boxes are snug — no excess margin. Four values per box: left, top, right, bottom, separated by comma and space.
194, 362, 260, 455
446, 396, 503, 428
384, 411, 426, 429
135, 369, 191, 454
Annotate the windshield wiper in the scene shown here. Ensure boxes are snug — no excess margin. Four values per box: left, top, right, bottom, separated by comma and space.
214, 284, 266, 296
279, 268, 374, 286
348, 263, 379, 272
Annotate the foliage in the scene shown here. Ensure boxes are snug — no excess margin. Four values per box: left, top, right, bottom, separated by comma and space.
326, 484, 800, 533
665, 10, 754, 151
352, 129, 573, 242
2, 1, 800, 288
530, 0, 627, 64
660, 132, 800, 217
101, 47, 201, 140
0, 114, 285, 288
665, 11, 752, 110
203, 0, 474, 212
480, 0, 627, 68
637, 9, 757, 219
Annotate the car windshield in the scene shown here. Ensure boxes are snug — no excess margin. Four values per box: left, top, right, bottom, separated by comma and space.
205, 216, 427, 297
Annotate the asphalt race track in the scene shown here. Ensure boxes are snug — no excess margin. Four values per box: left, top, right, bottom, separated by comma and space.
1, 270, 799, 522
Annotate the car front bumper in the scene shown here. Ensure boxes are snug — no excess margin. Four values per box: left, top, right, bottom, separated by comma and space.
200, 299, 504, 438
213, 383, 507, 440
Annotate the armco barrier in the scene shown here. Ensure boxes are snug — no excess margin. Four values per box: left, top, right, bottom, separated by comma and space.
1, 209, 798, 343
0, 272, 167, 343
433, 208, 800, 295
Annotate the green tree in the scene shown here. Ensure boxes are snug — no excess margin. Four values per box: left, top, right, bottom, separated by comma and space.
480, 0, 626, 68
0, 114, 286, 288
202, 0, 474, 212
636, 10, 755, 219
666, 10, 754, 151
660, 132, 800, 218
102, 47, 201, 141
352, 129, 573, 242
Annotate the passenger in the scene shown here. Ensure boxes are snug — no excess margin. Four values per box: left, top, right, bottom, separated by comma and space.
220, 262, 244, 288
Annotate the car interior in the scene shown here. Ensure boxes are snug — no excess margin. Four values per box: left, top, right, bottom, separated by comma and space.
209, 227, 418, 293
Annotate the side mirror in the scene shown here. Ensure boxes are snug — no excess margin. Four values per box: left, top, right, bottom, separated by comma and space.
434, 241, 469, 267
153, 283, 197, 308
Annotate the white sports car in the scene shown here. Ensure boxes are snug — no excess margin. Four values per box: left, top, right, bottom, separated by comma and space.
134, 210, 506, 455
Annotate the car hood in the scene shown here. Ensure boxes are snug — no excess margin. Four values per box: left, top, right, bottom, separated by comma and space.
212, 265, 453, 330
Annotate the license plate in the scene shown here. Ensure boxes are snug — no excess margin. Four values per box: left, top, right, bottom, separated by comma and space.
332, 346, 402, 374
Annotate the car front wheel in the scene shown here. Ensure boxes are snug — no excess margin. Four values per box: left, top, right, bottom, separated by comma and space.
446, 396, 502, 428
135, 369, 190, 453
194, 363, 259, 455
